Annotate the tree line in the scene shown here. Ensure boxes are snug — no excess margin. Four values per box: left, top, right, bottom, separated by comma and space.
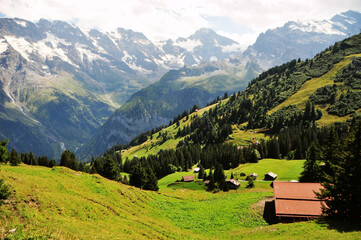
299, 118, 361, 220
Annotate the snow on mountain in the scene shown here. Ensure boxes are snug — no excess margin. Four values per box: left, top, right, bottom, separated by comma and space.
243, 10, 361, 69
287, 19, 346, 35
0, 38, 8, 54
156, 28, 241, 67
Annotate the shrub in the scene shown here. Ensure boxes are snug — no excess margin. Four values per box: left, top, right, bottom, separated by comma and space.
0, 178, 11, 204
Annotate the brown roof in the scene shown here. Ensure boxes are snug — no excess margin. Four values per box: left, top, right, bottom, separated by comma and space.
182, 175, 194, 182
273, 182, 324, 217
274, 182, 322, 200
275, 199, 323, 217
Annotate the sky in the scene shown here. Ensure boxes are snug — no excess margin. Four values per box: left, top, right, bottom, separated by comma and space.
1, 0, 361, 48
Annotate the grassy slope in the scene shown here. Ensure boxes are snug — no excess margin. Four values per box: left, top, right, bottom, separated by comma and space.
1, 164, 360, 239
226, 159, 305, 181
0, 164, 195, 239
121, 100, 268, 160
268, 53, 361, 115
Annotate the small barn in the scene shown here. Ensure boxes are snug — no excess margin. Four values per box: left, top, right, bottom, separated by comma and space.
264, 172, 277, 181
246, 173, 257, 180
193, 167, 200, 173
182, 175, 194, 182
226, 179, 241, 189
273, 181, 324, 219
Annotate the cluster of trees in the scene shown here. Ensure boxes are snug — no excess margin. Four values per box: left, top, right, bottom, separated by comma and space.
206, 163, 229, 192
129, 163, 158, 191
299, 119, 361, 219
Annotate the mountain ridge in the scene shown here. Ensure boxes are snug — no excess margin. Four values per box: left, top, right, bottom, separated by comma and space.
117, 33, 361, 161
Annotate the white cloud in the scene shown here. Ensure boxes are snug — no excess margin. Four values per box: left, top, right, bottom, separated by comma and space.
1, 0, 360, 47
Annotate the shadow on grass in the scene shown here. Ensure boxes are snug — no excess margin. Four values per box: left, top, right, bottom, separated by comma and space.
263, 200, 280, 225
316, 218, 361, 233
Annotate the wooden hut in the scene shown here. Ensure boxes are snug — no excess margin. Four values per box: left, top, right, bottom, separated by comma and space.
226, 179, 241, 189
182, 175, 194, 182
264, 172, 277, 181
273, 181, 324, 219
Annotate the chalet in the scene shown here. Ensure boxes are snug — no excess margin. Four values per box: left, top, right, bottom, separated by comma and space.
264, 172, 277, 181
193, 167, 200, 173
273, 181, 324, 219
182, 175, 194, 182
226, 179, 240, 189
246, 173, 257, 180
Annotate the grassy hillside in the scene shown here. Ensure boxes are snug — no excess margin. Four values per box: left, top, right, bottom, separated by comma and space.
1, 164, 360, 239
227, 159, 305, 181
118, 34, 361, 161
0, 164, 196, 239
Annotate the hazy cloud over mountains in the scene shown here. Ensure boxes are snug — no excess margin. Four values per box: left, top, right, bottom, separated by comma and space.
1, 0, 360, 47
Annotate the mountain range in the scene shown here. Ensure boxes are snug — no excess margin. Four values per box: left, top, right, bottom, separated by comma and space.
0, 10, 360, 159
0, 18, 241, 158
78, 10, 361, 160
118, 32, 361, 162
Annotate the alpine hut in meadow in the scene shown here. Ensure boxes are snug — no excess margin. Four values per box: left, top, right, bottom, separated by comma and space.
226, 179, 241, 189
264, 172, 277, 181
182, 175, 194, 182
273, 181, 324, 219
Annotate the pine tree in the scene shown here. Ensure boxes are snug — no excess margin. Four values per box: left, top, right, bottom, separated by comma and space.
129, 163, 147, 189
102, 155, 119, 180
299, 143, 322, 182
207, 173, 216, 191
214, 164, 225, 189
143, 167, 159, 191
60, 150, 78, 170
29, 151, 37, 165
10, 149, 21, 166
317, 121, 361, 219
0, 139, 9, 163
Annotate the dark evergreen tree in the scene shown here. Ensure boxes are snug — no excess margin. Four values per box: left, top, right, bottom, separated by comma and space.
143, 167, 159, 191
129, 163, 147, 189
29, 151, 38, 166
102, 155, 119, 180
317, 121, 361, 219
299, 143, 322, 182
0, 139, 9, 163
60, 150, 78, 171
214, 164, 225, 189
10, 149, 21, 166
207, 172, 216, 191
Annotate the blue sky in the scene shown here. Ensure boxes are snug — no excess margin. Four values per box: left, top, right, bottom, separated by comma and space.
1, 0, 360, 47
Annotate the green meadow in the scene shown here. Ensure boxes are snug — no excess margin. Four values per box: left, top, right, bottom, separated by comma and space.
1, 163, 360, 239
